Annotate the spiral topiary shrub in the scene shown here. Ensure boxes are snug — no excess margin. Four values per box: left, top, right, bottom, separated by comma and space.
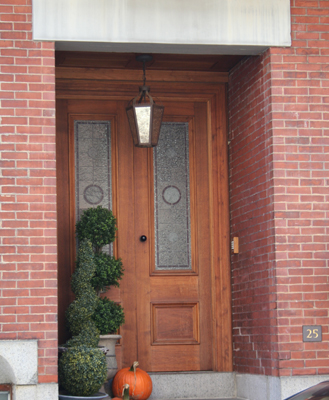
76, 206, 117, 252
93, 297, 125, 335
75, 206, 125, 335
92, 252, 124, 294
65, 239, 99, 348
59, 239, 107, 396
59, 346, 107, 396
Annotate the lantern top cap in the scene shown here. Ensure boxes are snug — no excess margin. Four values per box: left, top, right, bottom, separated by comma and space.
139, 85, 150, 92
136, 54, 153, 63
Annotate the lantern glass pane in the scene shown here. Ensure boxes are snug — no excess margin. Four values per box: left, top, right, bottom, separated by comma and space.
135, 105, 151, 144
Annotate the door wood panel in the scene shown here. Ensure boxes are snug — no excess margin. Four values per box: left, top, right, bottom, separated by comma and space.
152, 303, 199, 345
56, 73, 232, 372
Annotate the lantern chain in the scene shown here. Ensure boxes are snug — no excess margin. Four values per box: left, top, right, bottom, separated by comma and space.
138, 61, 148, 104
143, 61, 146, 86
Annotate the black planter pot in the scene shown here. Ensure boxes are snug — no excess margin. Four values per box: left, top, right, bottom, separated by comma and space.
59, 391, 109, 399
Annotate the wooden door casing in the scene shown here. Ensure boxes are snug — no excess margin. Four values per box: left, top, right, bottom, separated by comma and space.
56, 71, 232, 372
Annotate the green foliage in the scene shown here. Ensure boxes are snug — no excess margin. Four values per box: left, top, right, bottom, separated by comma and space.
71, 240, 97, 297
59, 346, 107, 396
66, 288, 98, 336
93, 297, 125, 335
65, 239, 99, 347
74, 206, 125, 339
76, 206, 117, 252
60, 238, 107, 396
92, 253, 124, 293
65, 320, 99, 348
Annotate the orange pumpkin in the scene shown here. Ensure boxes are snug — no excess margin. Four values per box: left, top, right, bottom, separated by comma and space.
112, 383, 130, 400
112, 362, 152, 400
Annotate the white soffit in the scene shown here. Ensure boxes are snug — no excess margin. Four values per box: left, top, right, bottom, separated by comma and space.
32, 0, 291, 55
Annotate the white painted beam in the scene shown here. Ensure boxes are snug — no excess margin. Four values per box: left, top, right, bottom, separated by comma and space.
32, 0, 291, 55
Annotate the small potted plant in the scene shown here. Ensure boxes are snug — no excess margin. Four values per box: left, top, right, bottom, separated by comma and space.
76, 206, 125, 381
58, 239, 107, 399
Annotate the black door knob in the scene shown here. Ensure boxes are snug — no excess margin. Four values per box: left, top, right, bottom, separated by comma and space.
140, 235, 147, 242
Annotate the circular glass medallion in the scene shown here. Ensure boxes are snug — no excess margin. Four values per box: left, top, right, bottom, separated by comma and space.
162, 186, 181, 205
83, 184, 104, 205
168, 232, 178, 243
88, 146, 99, 160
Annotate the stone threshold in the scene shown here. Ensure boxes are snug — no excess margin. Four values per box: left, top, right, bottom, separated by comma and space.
97, 396, 244, 400
148, 372, 236, 400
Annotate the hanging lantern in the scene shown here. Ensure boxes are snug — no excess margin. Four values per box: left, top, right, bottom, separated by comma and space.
126, 55, 164, 148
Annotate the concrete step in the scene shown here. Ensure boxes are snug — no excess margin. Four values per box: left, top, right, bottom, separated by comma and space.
149, 372, 236, 400
103, 372, 242, 400
100, 396, 244, 400
98, 396, 244, 400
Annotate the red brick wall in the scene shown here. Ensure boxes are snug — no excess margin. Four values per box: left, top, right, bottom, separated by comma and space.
229, 51, 278, 375
229, 0, 329, 377
1, 0, 328, 385
0, 0, 57, 383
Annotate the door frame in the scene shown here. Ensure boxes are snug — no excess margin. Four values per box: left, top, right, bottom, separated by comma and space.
56, 62, 232, 372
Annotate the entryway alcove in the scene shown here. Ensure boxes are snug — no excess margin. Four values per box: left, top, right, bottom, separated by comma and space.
56, 52, 238, 379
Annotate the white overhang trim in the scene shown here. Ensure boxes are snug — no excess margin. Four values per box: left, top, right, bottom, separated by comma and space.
32, 0, 291, 55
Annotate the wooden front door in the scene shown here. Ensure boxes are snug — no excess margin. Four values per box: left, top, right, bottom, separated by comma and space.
119, 100, 213, 372
56, 72, 232, 373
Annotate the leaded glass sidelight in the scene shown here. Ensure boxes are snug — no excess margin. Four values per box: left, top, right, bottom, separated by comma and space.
74, 121, 112, 220
153, 122, 192, 270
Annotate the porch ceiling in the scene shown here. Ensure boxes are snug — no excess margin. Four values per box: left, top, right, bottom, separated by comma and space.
56, 51, 245, 73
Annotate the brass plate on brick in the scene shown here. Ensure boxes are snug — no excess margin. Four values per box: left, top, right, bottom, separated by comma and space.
303, 325, 322, 342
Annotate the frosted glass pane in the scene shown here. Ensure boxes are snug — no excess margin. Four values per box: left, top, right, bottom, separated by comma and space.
74, 121, 112, 252
154, 122, 191, 270
136, 106, 151, 144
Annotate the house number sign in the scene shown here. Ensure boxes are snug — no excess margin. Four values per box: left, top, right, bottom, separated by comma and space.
302, 325, 322, 342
